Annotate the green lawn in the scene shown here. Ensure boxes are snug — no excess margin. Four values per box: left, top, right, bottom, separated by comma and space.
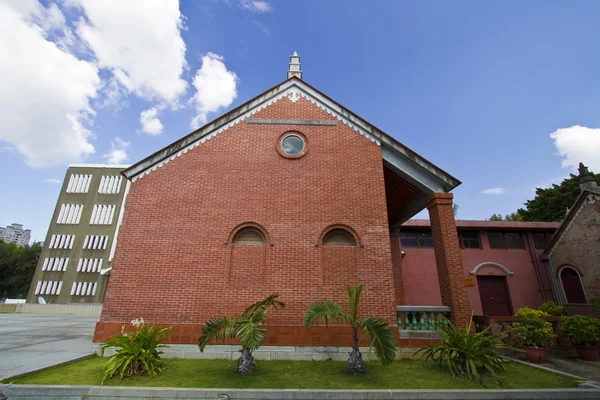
2, 356, 578, 389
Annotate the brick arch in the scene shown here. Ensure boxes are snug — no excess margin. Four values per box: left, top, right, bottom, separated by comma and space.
317, 224, 362, 247
226, 222, 271, 246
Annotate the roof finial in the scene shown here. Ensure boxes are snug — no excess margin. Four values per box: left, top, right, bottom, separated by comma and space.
578, 162, 597, 192
287, 51, 302, 79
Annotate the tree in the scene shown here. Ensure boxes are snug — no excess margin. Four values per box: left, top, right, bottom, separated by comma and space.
517, 172, 600, 222
303, 285, 396, 374
198, 294, 285, 373
0, 240, 41, 299
489, 212, 523, 221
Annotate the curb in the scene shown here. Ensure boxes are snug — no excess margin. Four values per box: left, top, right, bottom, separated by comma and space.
2, 385, 600, 399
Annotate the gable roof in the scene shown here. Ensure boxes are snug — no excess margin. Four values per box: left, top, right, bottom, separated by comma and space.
122, 77, 460, 196
544, 187, 600, 255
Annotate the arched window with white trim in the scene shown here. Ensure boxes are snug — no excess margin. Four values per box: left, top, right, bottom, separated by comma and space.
560, 266, 587, 304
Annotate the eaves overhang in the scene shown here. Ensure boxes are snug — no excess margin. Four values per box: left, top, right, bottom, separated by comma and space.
122, 76, 461, 196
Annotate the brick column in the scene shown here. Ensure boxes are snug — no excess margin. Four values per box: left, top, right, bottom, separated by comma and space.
390, 229, 405, 305
426, 193, 471, 328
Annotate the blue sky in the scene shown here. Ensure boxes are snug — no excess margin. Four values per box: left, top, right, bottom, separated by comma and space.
1, 0, 600, 242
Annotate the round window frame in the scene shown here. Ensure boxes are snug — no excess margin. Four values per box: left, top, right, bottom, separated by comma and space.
277, 131, 308, 159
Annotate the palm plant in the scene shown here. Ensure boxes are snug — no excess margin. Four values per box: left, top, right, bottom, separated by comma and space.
198, 294, 285, 373
415, 316, 508, 382
303, 285, 396, 374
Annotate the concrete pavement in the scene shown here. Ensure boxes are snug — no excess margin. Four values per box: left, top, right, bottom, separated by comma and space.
0, 314, 97, 380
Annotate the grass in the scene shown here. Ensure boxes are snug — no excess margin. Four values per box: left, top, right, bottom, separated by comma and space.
1, 356, 579, 389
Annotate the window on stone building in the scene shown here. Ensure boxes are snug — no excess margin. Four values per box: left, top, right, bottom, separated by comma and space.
459, 231, 481, 249
400, 231, 434, 248
488, 231, 525, 249
532, 232, 553, 250
323, 229, 356, 246
560, 267, 587, 304
232, 227, 266, 245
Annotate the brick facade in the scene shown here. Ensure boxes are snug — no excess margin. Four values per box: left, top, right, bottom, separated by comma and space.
426, 193, 471, 327
97, 96, 399, 344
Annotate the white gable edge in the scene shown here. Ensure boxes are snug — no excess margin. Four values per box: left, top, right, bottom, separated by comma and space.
129, 82, 381, 182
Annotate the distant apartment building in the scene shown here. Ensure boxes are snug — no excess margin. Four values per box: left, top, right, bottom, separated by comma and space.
26, 164, 129, 304
0, 223, 31, 246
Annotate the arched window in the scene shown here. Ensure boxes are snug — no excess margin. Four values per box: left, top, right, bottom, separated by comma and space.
232, 227, 266, 245
560, 267, 587, 304
322, 229, 356, 247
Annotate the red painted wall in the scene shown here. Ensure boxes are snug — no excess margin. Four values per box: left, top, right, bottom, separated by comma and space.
400, 230, 551, 315
98, 96, 397, 343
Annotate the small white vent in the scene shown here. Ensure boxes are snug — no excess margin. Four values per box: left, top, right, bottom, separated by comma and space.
35, 281, 62, 295
90, 205, 116, 225
41, 258, 69, 272
82, 235, 109, 250
66, 174, 93, 193
77, 258, 103, 273
48, 234, 75, 249
56, 204, 83, 224
72, 281, 97, 296
98, 175, 123, 194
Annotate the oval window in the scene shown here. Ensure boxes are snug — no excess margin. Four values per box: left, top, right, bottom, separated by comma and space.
281, 135, 304, 155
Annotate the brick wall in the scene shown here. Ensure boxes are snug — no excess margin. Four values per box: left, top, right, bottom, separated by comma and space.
97, 96, 397, 344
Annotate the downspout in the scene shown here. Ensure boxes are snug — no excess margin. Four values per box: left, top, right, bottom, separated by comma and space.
526, 232, 547, 302
547, 256, 564, 306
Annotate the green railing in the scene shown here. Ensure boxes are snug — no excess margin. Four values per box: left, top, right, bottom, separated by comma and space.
396, 306, 451, 331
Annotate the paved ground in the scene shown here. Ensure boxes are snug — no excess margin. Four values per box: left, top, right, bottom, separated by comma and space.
504, 348, 600, 382
0, 314, 97, 380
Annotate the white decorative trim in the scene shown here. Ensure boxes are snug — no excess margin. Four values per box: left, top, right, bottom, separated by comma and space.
549, 194, 600, 256
68, 164, 130, 168
131, 83, 380, 182
469, 262, 514, 276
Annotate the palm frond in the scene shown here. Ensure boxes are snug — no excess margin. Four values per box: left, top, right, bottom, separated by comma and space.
242, 294, 286, 318
198, 316, 237, 351
346, 285, 364, 323
303, 300, 349, 328
236, 312, 267, 351
358, 316, 396, 365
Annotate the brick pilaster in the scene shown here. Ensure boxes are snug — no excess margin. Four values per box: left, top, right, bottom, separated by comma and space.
390, 229, 405, 305
426, 193, 471, 328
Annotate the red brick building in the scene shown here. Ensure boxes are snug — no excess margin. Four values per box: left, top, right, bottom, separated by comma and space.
95, 55, 471, 348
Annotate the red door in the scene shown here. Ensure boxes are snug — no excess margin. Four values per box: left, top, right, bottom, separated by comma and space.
477, 276, 512, 316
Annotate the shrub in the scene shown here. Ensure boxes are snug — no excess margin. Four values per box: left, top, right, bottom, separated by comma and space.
539, 301, 566, 316
415, 317, 508, 383
561, 316, 600, 347
511, 316, 556, 348
514, 307, 549, 318
101, 318, 171, 384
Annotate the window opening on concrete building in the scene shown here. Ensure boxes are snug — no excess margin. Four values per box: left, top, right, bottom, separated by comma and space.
400, 230, 433, 248
232, 227, 266, 245
459, 230, 481, 249
323, 229, 356, 246
56, 204, 83, 224
488, 231, 525, 249
98, 175, 123, 194
90, 205, 116, 225
66, 174, 92, 193
560, 266, 587, 304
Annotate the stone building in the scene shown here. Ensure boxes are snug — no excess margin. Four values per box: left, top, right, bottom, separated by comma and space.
543, 163, 600, 315
0, 223, 31, 246
26, 164, 129, 304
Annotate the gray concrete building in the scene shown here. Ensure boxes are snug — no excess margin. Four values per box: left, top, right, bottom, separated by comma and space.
0, 223, 31, 246
26, 164, 129, 304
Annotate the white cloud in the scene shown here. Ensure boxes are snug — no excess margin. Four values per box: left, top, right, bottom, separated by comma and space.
0, 1, 100, 167
140, 107, 164, 136
44, 178, 62, 184
550, 125, 600, 172
252, 20, 270, 35
75, 0, 188, 106
190, 52, 239, 128
480, 187, 505, 195
239, 0, 272, 13
104, 137, 130, 164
